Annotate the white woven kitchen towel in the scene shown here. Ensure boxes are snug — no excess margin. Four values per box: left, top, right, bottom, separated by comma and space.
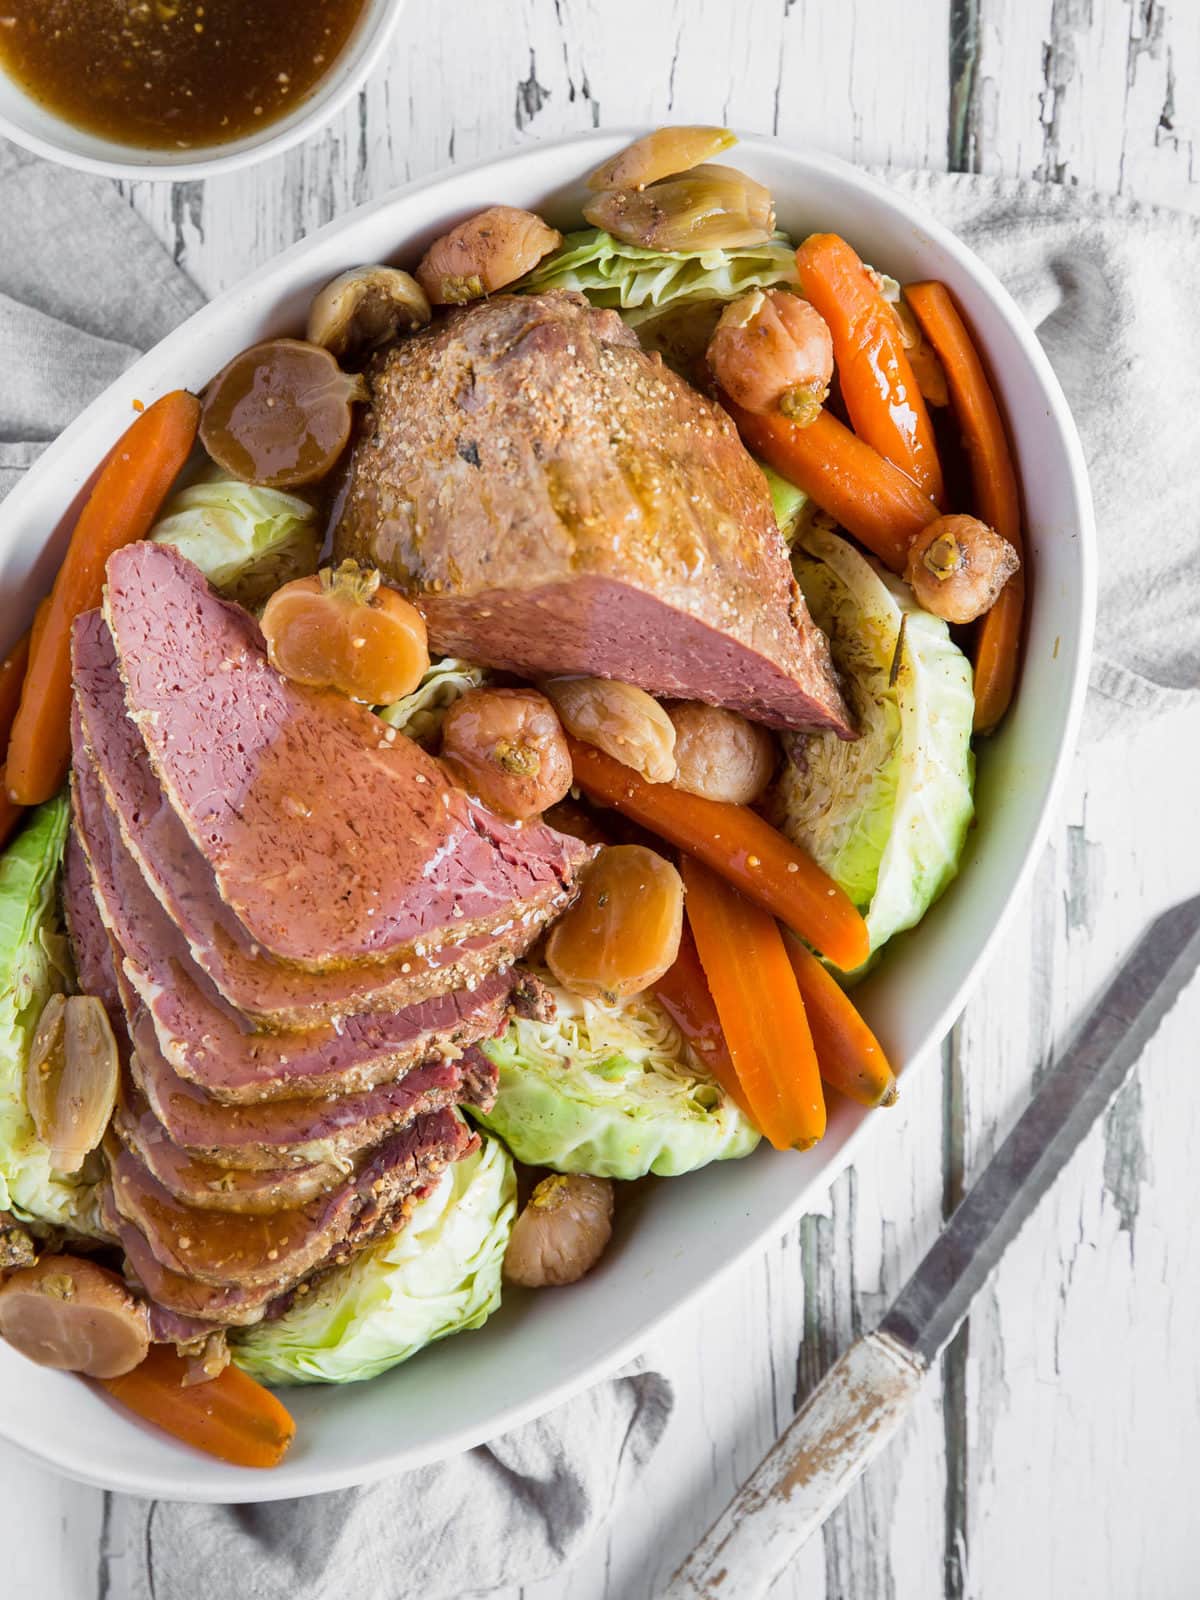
103, 1367, 673, 1600
1, 140, 1197, 1598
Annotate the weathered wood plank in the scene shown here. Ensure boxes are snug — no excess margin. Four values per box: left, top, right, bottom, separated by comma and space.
0, 1444, 105, 1600
968, 0, 1200, 210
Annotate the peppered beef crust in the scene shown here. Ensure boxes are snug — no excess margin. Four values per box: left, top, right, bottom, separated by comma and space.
333, 290, 853, 735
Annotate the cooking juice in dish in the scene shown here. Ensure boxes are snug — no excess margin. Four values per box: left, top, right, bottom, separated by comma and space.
0, 0, 368, 149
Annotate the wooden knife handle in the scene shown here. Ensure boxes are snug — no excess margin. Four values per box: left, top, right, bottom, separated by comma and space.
664, 1330, 926, 1600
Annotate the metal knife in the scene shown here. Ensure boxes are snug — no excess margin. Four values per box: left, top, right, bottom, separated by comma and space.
667, 894, 1200, 1600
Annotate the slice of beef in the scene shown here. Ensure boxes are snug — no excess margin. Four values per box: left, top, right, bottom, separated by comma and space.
100, 1186, 283, 1329
333, 290, 853, 735
71, 735, 513, 1092
101, 543, 589, 971
108, 1182, 418, 1334
72, 622, 529, 1027
457, 1043, 499, 1113
147, 1303, 234, 1346
62, 826, 123, 1031
113, 1086, 344, 1213
128, 1005, 465, 1170
106, 1110, 469, 1289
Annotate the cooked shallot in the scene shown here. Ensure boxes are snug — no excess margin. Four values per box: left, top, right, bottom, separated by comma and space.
504, 1174, 614, 1288
416, 207, 562, 305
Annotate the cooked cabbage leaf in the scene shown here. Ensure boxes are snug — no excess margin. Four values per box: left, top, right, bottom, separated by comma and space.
0, 796, 101, 1235
473, 976, 760, 1178
150, 474, 319, 608
775, 523, 975, 959
518, 226, 799, 326
759, 461, 818, 547
231, 1132, 514, 1386
377, 657, 488, 745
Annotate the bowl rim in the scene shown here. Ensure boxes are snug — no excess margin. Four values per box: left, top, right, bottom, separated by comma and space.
0, 0, 405, 182
0, 128, 1097, 1499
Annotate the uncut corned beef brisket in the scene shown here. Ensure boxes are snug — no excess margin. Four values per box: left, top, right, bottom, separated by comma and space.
101, 540, 589, 973
332, 289, 854, 736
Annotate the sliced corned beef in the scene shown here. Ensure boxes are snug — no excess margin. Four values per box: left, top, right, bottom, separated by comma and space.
128, 1011, 465, 1171
72, 627, 528, 1026
101, 542, 588, 971
106, 1110, 469, 1289
100, 1186, 284, 1329
71, 742, 512, 1095
113, 1087, 343, 1213
62, 826, 123, 1030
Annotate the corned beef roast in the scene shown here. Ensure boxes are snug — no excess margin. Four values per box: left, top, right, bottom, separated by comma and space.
102, 541, 589, 972
73, 611, 533, 1025
61, 542, 569, 1344
332, 289, 854, 736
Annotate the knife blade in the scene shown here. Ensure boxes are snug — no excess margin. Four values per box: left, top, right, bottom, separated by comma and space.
667, 894, 1200, 1600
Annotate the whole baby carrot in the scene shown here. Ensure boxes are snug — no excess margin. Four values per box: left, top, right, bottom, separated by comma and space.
783, 935, 897, 1108
904, 280, 1025, 733
566, 736, 870, 972
6, 391, 200, 805
681, 857, 825, 1152
724, 397, 937, 574
101, 1344, 295, 1469
653, 927, 755, 1120
795, 232, 945, 505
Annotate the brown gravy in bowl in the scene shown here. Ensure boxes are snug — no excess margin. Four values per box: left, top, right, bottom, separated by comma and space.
0, 0, 369, 150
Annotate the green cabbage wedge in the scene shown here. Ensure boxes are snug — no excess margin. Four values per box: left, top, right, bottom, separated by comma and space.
150, 474, 319, 608
777, 523, 975, 961
231, 1132, 515, 1385
474, 978, 760, 1178
518, 226, 800, 325
0, 796, 101, 1234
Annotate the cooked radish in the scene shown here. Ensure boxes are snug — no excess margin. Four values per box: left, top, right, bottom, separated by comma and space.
440, 688, 572, 820
904, 513, 1019, 625
200, 339, 365, 488
706, 289, 833, 424
260, 560, 430, 704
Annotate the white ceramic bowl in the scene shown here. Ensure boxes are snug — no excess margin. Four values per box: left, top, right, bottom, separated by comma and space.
0, 132, 1096, 1500
0, 0, 405, 181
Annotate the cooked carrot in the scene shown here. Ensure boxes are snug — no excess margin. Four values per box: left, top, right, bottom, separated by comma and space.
566, 736, 869, 971
724, 396, 936, 573
652, 927, 755, 1120
783, 935, 896, 1108
0, 628, 31, 753
905, 281, 1025, 732
795, 232, 945, 505
100, 1344, 295, 1468
681, 857, 825, 1152
6, 391, 201, 805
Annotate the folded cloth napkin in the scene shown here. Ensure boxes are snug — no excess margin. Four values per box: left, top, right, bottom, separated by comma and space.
1, 143, 1197, 1598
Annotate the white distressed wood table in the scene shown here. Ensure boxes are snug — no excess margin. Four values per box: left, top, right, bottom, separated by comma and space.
5, 2, 1200, 1596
